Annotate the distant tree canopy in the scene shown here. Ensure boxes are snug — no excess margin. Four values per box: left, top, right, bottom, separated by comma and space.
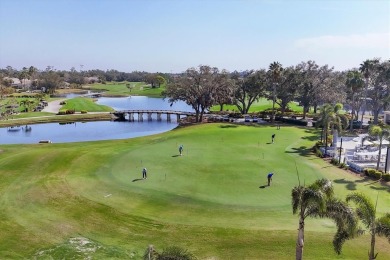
1, 58, 389, 121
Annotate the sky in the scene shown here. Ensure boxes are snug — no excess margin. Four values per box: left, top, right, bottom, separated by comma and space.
0, 0, 389, 73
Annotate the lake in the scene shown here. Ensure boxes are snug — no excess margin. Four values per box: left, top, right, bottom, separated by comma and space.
0, 96, 193, 144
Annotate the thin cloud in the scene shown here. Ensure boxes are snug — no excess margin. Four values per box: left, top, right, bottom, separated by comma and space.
295, 33, 389, 49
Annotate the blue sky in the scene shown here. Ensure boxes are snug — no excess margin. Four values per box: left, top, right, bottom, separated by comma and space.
0, 0, 389, 72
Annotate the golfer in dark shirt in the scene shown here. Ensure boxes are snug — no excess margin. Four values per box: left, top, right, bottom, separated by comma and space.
267, 172, 274, 186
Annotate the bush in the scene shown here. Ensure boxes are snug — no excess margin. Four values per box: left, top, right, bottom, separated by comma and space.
60, 101, 67, 105
372, 171, 382, 180
81, 110, 87, 114
330, 158, 339, 166
58, 110, 67, 115
65, 109, 75, 114
339, 162, 348, 169
382, 173, 390, 182
275, 117, 308, 126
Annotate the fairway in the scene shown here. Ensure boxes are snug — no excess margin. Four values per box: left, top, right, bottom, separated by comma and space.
0, 124, 389, 259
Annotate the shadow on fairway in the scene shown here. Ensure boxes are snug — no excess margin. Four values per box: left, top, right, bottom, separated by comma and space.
333, 178, 357, 190
219, 125, 238, 128
370, 185, 390, 192
266, 142, 272, 145
132, 178, 144, 182
285, 146, 312, 157
172, 155, 180, 157
259, 185, 268, 189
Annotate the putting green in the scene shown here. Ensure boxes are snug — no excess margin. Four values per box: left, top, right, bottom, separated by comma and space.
0, 123, 389, 259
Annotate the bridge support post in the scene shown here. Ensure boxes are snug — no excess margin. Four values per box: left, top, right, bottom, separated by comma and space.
167, 113, 171, 122
176, 114, 180, 122
129, 113, 134, 122
157, 113, 162, 121
147, 112, 152, 121
138, 113, 143, 121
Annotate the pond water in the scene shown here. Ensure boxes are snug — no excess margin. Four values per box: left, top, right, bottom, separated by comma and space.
0, 96, 194, 144
0, 121, 178, 145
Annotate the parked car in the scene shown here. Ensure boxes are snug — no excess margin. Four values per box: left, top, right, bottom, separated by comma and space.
252, 116, 258, 122
244, 116, 251, 122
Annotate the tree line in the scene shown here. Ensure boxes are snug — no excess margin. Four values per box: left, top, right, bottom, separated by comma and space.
164, 59, 390, 123
1, 59, 389, 124
0, 66, 171, 95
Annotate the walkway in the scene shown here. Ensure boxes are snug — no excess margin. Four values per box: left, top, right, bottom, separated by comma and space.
42, 99, 66, 114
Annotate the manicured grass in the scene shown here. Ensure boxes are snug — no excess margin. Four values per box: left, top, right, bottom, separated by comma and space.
61, 97, 114, 112
0, 124, 389, 259
84, 81, 165, 97
211, 98, 304, 113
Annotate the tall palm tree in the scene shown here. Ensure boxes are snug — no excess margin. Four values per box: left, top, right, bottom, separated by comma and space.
268, 61, 283, 123
292, 179, 356, 260
346, 70, 364, 131
359, 59, 380, 128
367, 125, 390, 170
317, 104, 349, 156
346, 193, 390, 260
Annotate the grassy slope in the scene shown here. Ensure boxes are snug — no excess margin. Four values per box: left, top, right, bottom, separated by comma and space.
61, 97, 114, 112
84, 82, 165, 97
0, 124, 389, 259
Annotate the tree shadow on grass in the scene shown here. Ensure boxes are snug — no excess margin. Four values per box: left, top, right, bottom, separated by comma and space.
219, 125, 238, 128
370, 185, 390, 192
132, 178, 144, 182
285, 146, 312, 157
333, 178, 357, 190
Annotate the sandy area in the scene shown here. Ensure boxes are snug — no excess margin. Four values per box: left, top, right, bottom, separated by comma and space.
42, 99, 66, 113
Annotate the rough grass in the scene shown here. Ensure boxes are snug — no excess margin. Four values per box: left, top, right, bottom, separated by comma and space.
0, 124, 389, 259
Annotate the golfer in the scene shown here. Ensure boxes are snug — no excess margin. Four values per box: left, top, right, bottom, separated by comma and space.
142, 168, 147, 179
179, 144, 183, 156
267, 172, 274, 186
271, 134, 275, 143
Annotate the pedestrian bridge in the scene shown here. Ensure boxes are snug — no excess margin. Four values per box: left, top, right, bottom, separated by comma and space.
111, 110, 195, 122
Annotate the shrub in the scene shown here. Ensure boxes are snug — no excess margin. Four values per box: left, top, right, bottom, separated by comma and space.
81, 110, 87, 114
372, 171, 382, 180
339, 162, 347, 169
382, 173, 390, 182
330, 158, 339, 165
367, 168, 377, 177
60, 101, 67, 105
58, 110, 67, 115
65, 109, 75, 114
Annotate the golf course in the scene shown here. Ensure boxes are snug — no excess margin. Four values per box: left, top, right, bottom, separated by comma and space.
0, 123, 389, 259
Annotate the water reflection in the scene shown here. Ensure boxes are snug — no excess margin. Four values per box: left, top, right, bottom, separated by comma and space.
0, 121, 178, 145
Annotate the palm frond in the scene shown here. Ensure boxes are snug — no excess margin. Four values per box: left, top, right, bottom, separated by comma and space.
375, 213, 390, 243
346, 192, 376, 227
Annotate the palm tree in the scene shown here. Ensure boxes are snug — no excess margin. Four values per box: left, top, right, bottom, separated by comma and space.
292, 178, 356, 260
345, 70, 364, 131
346, 193, 390, 260
317, 104, 349, 156
268, 61, 283, 123
359, 59, 380, 128
367, 125, 390, 170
